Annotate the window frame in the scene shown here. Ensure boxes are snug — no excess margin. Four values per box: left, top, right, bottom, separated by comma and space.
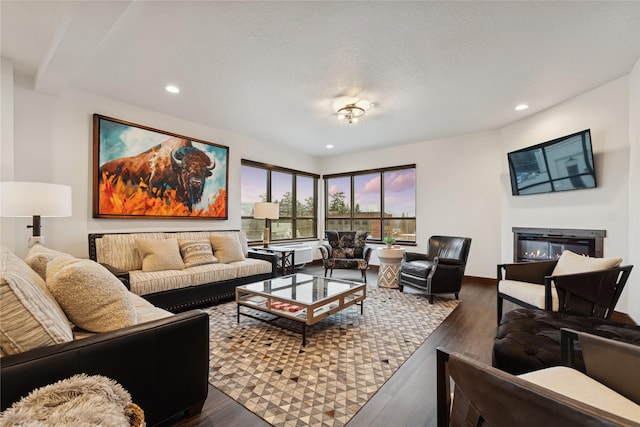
241, 159, 319, 244
323, 164, 417, 244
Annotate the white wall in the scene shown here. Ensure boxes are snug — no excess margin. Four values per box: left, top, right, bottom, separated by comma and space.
4, 76, 319, 258
627, 58, 640, 322
499, 77, 633, 316
320, 131, 503, 279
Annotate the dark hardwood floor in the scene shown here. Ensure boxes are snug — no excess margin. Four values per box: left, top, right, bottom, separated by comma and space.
174, 265, 500, 427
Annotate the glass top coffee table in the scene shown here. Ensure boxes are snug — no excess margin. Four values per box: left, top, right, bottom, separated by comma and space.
236, 273, 366, 346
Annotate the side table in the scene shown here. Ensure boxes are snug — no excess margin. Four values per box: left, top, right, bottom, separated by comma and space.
377, 247, 405, 288
262, 246, 296, 276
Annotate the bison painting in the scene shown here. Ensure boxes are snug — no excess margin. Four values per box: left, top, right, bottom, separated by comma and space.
100, 137, 215, 212
94, 115, 228, 219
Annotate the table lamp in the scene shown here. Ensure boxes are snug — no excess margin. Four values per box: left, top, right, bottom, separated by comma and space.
254, 202, 279, 247
0, 181, 72, 246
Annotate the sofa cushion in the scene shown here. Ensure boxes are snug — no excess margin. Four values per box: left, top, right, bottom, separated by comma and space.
231, 258, 273, 278
95, 232, 166, 272
210, 233, 245, 264
179, 239, 217, 268
24, 245, 75, 280
136, 238, 185, 272
552, 250, 622, 276
47, 258, 137, 333
498, 279, 559, 311
0, 246, 73, 355
184, 263, 237, 286
129, 269, 193, 296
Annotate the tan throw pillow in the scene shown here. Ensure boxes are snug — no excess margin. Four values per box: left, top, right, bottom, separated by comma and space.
210, 233, 246, 264
24, 244, 75, 280
0, 246, 73, 355
552, 250, 623, 276
46, 258, 136, 333
179, 239, 218, 268
136, 238, 185, 272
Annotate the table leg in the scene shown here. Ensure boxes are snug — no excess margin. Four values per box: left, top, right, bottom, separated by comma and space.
302, 323, 307, 346
237, 304, 240, 323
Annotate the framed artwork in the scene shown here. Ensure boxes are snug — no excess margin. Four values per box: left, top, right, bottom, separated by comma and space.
93, 114, 229, 219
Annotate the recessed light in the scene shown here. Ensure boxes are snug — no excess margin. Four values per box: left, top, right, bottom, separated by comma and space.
515, 104, 529, 111
326, 145, 334, 149
165, 85, 180, 94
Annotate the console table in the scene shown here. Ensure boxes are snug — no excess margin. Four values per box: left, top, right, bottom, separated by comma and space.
262, 246, 296, 276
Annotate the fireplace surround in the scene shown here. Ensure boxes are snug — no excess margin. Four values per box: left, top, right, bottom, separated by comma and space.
512, 227, 605, 262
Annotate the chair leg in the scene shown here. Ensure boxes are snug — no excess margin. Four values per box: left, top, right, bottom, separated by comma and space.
454, 292, 459, 300
324, 267, 329, 278
497, 294, 503, 324
428, 294, 434, 304
361, 269, 367, 283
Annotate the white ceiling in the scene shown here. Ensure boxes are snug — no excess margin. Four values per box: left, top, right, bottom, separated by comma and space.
2, 1, 640, 157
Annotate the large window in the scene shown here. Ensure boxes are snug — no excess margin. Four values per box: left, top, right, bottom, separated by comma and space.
324, 165, 416, 243
241, 160, 318, 243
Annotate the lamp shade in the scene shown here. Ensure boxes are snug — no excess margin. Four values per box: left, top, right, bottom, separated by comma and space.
254, 202, 279, 220
0, 182, 72, 217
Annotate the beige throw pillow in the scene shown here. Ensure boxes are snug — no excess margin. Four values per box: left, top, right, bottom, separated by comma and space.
552, 250, 622, 276
136, 238, 185, 272
210, 234, 246, 264
46, 258, 136, 333
179, 239, 218, 268
0, 246, 73, 355
24, 245, 75, 280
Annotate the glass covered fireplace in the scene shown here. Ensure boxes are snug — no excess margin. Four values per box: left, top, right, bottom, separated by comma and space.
513, 227, 605, 262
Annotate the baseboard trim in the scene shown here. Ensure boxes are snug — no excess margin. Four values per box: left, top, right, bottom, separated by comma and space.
463, 275, 496, 286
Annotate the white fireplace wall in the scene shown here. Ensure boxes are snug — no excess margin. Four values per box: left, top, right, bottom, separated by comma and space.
499, 76, 633, 317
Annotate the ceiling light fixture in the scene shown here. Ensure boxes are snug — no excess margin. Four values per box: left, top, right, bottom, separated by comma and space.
326, 144, 334, 149
337, 103, 365, 124
165, 85, 180, 94
515, 104, 529, 111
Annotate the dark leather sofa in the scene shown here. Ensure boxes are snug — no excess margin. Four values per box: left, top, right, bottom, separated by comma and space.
0, 309, 209, 426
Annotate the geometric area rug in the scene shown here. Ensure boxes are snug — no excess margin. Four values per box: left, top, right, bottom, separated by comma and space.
205, 287, 459, 427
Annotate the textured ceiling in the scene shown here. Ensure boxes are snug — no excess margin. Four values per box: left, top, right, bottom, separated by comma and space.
2, 1, 640, 157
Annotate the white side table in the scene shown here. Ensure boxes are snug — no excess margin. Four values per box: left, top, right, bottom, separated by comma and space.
377, 247, 405, 288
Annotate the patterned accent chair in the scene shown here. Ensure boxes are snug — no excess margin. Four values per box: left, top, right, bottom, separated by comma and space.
399, 236, 472, 303
319, 230, 372, 283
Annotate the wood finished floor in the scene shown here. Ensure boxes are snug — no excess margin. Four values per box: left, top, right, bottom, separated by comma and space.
173, 266, 500, 427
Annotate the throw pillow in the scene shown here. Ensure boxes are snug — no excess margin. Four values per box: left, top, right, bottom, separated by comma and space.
0, 246, 73, 355
46, 258, 136, 333
552, 250, 622, 276
24, 244, 76, 280
210, 233, 246, 264
179, 239, 218, 268
136, 238, 185, 272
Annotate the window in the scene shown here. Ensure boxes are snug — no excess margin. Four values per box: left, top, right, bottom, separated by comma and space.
241, 160, 319, 243
324, 165, 416, 243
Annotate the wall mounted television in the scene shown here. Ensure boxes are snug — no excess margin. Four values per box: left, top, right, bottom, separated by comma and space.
508, 129, 596, 196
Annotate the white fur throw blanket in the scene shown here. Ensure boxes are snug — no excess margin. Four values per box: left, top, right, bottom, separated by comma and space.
0, 374, 145, 426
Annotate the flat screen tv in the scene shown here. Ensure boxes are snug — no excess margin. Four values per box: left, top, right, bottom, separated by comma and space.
508, 129, 596, 196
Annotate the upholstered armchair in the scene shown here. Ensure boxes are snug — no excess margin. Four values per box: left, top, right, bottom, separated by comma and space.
496, 250, 632, 323
319, 230, 372, 283
437, 329, 640, 427
398, 236, 472, 303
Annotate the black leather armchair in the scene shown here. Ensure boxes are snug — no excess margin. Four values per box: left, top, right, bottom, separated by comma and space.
398, 236, 472, 303
0, 310, 209, 427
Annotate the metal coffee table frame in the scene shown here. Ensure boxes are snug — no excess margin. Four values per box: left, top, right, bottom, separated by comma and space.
236, 274, 366, 345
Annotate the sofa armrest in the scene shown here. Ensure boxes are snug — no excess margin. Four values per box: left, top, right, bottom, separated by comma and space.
100, 262, 131, 290
248, 249, 278, 277
498, 260, 557, 284
1, 310, 209, 426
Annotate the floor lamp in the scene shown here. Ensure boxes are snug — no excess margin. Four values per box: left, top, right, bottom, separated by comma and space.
0, 181, 72, 247
254, 202, 279, 248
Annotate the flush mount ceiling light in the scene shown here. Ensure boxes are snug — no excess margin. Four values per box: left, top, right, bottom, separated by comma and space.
337, 103, 366, 124
515, 104, 529, 111
165, 85, 180, 94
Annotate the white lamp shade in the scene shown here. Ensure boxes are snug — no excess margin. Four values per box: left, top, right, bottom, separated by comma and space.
254, 202, 279, 220
0, 182, 72, 217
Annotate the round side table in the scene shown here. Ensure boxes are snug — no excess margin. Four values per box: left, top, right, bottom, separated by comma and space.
377, 247, 405, 289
